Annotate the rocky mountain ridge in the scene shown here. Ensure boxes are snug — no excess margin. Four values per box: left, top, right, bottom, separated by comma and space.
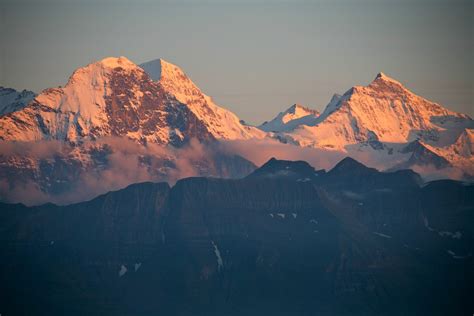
1, 157, 472, 315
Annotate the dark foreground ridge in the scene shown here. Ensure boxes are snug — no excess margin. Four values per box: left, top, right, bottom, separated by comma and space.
0, 158, 473, 316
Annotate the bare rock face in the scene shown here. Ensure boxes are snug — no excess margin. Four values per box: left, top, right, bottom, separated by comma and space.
103, 64, 214, 146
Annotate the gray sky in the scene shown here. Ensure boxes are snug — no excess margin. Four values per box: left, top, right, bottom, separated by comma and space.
1, 0, 472, 124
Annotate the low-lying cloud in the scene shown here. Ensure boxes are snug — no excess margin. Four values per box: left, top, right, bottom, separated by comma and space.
216, 138, 346, 171
0, 138, 224, 206
0, 137, 468, 206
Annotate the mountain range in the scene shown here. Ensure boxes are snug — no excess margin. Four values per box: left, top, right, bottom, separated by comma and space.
1, 57, 472, 315
1, 157, 472, 315
0, 56, 472, 205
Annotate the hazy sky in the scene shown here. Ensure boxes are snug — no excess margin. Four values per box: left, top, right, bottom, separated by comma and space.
1, 0, 472, 124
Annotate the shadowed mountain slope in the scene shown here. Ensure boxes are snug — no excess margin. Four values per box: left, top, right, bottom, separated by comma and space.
0, 158, 472, 315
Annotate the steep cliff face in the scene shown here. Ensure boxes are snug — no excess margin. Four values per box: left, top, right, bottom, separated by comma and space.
0, 162, 472, 316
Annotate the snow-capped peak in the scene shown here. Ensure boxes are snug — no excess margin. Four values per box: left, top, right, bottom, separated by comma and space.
0, 56, 155, 142
365, 71, 407, 93
259, 104, 320, 132
68, 56, 142, 85
283, 104, 319, 123
374, 72, 400, 83
99, 56, 136, 70
268, 72, 472, 157
30, 56, 147, 128
0, 56, 264, 143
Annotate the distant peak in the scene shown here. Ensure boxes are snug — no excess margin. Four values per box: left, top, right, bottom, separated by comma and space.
329, 157, 376, 174
0, 86, 16, 93
98, 56, 136, 69
286, 103, 319, 116
291, 103, 304, 109
67, 56, 139, 85
247, 157, 318, 179
371, 71, 403, 86
259, 103, 320, 132
336, 156, 364, 167
266, 157, 278, 164
261, 157, 315, 170
329, 93, 342, 103
287, 103, 301, 113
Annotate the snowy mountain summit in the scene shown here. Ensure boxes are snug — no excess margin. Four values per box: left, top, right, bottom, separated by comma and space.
268, 72, 470, 147
0, 56, 262, 144
260, 72, 473, 176
259, 104, 320, 132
